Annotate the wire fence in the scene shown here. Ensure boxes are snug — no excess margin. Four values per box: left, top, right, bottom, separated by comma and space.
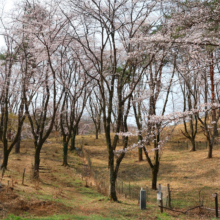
167, 141, 220, 151
78, 144, 220, 218
157, 184, 220, 218
79, 146, 147, 202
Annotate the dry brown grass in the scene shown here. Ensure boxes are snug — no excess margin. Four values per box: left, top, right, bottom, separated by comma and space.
0, 132, 219, 219
0, 137, 164, 220
81, 133, 220, 219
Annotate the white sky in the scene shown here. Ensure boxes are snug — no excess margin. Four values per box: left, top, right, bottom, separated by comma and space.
0, 0, 15, 47
0, 0, 183, 127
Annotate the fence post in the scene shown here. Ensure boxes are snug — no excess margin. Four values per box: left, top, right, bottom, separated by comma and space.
158, 184, 161, 191
22, 168, 26, 185
213, 193, 218, 218
167, 184, 171, 208
157, 184, 163, 213
160, 192, 163, 213
129, 182, 131, 198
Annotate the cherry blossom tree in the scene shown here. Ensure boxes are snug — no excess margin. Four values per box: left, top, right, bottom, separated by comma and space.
13, 0, 69, 178
62, 0, 160, 200
0, 34, 26, 169
58, 55, 91, 166
87, 90, 102, 139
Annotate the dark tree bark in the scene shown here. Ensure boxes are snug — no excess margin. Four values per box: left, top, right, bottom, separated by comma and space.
34, 146, 41, 179
2, 148, 9, 169
63, 141, 68, 166
15, 135, 21, 154
210, 51, 218, 137
179, 79, 198, 152
70, 128, 77, 151
133, 96, 143, 162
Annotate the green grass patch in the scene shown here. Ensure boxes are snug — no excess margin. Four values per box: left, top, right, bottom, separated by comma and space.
4, 214, 114, 220
157, 212, 174, 220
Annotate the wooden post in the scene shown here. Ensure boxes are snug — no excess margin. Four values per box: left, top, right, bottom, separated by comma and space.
129, 182, 131, 198
160, 192, 163, 213
22, 168, 26, 185
215, 193, 218, 218
167, 184, 171, 208
157, 190, 163, 213
158, 184, 161, 192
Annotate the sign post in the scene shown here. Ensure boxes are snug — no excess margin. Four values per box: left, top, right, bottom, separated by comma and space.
140, 188, 146, 210
212, 193, 218, 218
157, 191, 163, 213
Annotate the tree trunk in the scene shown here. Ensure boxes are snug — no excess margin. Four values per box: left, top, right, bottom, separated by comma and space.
15, 136, 21, 154
190, 139, 196, 151
0, 131, 2, 142
138, 134, 143, 161
109, 151, 118, 201
62, 142, 68, 166
208, 141, 213, 159
70, 128, 77, 151
95, 127, 98, 139
1, 150, 9, 169
76, 125, 79, 135
152, 166, 159, 190
138, 148, 143, 161
34, 147, 41, 179
152, 145, 159, 190
210, 51, 218, 137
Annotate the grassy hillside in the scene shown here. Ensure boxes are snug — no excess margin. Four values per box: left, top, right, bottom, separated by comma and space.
0, 138, 166, 220
0, 131, 219, 219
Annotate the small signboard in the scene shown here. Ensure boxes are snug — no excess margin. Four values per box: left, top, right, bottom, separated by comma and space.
157, 191, 162, 200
